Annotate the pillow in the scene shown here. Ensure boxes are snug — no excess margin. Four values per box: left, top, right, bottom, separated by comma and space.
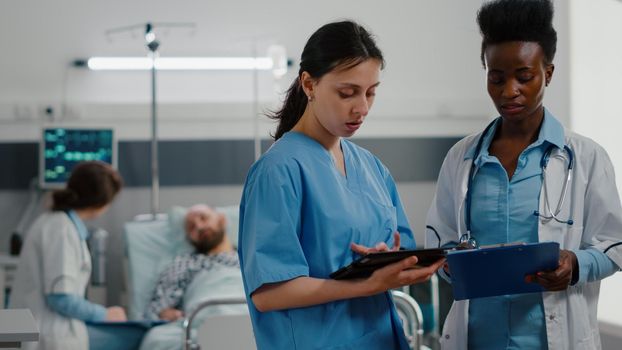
217, 205, 240, 247
167, 206, 195, 251
124, 218, 181, 320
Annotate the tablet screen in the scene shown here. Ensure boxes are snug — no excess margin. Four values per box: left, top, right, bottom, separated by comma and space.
330, 248, 446, 280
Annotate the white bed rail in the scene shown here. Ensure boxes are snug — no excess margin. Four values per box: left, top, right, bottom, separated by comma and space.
392, 290, 425, 350
182, 297, 250, 350
182, 291, 425, 350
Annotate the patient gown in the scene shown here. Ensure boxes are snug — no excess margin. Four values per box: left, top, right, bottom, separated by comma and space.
238, 131, 416, 350
138, 266, 246, 350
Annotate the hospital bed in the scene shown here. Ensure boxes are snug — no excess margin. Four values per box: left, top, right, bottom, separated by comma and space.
124, 205, 249, 349
124, 205, 426, 350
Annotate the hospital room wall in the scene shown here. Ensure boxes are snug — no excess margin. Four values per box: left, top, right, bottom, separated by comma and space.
0, 0, 571, 142
569, 0, 622, 347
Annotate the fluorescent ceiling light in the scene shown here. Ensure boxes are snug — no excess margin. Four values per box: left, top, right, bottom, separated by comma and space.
86, 57, 274, 71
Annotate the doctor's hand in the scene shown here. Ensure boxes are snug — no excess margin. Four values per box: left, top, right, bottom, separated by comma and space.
159, 308, 184, 321
365, 256, 446, 294
525, 250, 579, 291
105, 306, 127, 322
350, 232, 401, 255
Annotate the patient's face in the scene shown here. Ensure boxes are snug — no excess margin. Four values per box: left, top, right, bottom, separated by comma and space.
184, 207, 226, 254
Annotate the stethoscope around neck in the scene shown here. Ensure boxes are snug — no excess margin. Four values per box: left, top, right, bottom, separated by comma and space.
461, 119, 575, 248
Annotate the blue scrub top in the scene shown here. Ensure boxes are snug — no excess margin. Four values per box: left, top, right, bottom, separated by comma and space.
465, 111, 565, 349
238, 131, 415, 350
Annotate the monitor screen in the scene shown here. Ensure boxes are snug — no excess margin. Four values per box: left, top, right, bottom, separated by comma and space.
40, 127, 116, 189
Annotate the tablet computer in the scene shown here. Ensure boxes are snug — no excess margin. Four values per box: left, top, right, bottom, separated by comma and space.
330, 248, 447, 280
85, 320, 168, 329
84, 320, 168, 350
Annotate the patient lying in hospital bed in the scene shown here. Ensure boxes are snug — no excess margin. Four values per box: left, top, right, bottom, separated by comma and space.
124, 205, 248, 350
125, 205, 426, 350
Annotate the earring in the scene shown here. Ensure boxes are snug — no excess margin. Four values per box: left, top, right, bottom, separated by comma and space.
308, 95, 314, 102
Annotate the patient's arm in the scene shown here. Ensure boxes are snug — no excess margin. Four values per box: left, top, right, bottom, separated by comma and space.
158, 307, 184, 321
144, 255, 194, 320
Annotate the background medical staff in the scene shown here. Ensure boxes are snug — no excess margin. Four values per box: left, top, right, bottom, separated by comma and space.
238, 20, 445, 350
425, 1, 622, 349
10, 161, 127, 350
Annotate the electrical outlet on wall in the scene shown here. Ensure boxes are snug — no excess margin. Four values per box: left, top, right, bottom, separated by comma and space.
0, 103, 17, 120
13, 104, 35, 121
62, 104, 82, 121
36, 103, 82, 122
38, 103, 62, 122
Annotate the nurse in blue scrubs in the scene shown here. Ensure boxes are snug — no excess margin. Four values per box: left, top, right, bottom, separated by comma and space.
238, 20, 445, 350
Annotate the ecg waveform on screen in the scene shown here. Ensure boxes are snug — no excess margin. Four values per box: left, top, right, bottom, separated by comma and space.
43, 128, 114, 185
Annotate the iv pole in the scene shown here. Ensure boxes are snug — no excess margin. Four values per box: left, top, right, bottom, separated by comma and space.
104, 22, 195, 219
253, 42, 290, 161
99, 25, 284, 214
145, 23, 160, 218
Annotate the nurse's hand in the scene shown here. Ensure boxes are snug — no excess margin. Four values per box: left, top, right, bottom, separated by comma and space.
105, 306, 127, 321
366, 256, 446, 293
159, 308, 184, 321
442, 263, 450, 276
350, 232, 401, 255
525, 249, 578, 291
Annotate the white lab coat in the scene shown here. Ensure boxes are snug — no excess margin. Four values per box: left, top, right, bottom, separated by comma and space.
425, 129, 622, 350
10, 211, 92, 350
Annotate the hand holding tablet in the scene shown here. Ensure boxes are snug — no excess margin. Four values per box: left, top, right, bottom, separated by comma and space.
330, 248, 448, 280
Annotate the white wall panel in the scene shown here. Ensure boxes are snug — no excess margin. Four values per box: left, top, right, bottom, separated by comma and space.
0, 0, 542, 141
570, 0, 622, 334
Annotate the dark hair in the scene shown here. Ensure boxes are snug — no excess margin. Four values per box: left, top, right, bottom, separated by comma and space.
477, 0, 557, 67
269, 20, 385, 140
52, 161, 123, 211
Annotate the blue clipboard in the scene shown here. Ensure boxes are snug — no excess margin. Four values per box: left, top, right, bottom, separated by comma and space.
446, 241, 560, 300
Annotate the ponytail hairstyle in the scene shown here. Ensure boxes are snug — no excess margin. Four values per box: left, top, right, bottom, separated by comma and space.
52, 161, 123, 211
269, 20, 385, 140
477, 0, 557, 67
